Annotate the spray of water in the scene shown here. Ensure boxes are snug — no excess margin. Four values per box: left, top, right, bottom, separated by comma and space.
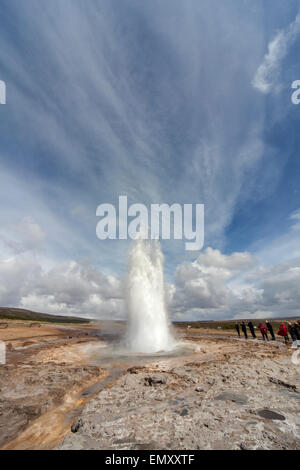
125, 238, 175, 353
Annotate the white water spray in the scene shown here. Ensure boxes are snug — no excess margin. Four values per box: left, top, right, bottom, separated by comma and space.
125, 238, 175, 353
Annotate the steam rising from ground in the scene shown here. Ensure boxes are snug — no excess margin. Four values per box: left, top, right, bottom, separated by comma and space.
125, 238, 175, 353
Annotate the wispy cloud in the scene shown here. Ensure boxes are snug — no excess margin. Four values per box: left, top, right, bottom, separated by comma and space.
0, 217, 45, 254
252, 10, 300, 94
0, 0, 267, 263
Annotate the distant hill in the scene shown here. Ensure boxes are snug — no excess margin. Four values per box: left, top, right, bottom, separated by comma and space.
0, 307, 91, 324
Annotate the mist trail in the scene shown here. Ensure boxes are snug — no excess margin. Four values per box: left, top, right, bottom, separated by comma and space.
125, 238, 175, 353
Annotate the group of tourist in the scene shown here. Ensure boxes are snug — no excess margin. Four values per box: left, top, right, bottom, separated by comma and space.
235, 320, 300, 347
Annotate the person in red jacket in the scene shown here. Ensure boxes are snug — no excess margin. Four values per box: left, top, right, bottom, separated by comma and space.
258, 323, 269, 341
278, 322, 289, 345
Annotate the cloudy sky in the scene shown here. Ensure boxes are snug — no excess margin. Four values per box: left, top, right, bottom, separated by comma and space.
0, 0, 300, 320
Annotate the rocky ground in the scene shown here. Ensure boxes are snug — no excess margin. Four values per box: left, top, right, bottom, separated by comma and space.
0, 322, 107, 449
1, 323, 300, 450
57, 335, 300, 450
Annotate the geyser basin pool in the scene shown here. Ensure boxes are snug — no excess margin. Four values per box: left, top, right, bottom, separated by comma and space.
85, 341, 200, 366
125, 238, 175, 354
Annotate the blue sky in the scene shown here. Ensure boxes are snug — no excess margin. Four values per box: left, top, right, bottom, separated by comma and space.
0, 0, 300, 320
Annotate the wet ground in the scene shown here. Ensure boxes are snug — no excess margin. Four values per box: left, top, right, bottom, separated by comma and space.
1, 322, 299, 450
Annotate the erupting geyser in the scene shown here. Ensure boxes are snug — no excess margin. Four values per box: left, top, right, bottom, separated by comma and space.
125, 238, 175, 354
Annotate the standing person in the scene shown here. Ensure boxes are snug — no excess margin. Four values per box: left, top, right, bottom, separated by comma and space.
241, 321, 248, 339
278, 322, 289, 345
295, 322, 300, 346
293, 322, 300, 341
288, 322, 299, 349
266, 320, 275, 341
247, 321, 256, 339
258, 323, 269, 341
235, 322, 241, 338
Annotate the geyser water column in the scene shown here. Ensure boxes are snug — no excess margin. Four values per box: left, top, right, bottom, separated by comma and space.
125, 238, 174, 354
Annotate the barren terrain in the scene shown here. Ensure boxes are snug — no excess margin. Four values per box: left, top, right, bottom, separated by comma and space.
1, 322, 299, 450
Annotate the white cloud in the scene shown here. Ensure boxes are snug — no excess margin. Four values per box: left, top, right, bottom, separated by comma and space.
0, 241, 299, 321
252, 10, 300, 94
171, 245, 300, 320
0, 218, 124, 317
0, 256, 42, 307
0, 212, 299, 321
0, 255, 124, 318
194, 247, 256, 271
171, 248, 257, 315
